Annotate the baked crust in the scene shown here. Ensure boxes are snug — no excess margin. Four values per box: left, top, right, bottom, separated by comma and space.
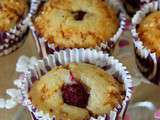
29, 63, 124, 120
34, 0, 119, 49
0, 0, 28, 32
138, 11, 160, 57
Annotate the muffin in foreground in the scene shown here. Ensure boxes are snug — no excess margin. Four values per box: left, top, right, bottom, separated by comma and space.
0, 0, 29, 56
29, 63, 125, 120
0, 49, 132, 120
31, 0, 126, 57
131, 1, 160, 85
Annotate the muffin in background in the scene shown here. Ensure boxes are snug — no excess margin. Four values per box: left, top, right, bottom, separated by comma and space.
131, 1, 160, 85
31, 0, 126, 57
0, 0, 29, 56
34, 0, 119, 49
138, 11, 160, 57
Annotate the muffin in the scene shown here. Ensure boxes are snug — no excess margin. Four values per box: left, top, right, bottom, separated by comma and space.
31, 0, 126, 57
138, 11, 160, 56
131, 1, 160, 84
29, 63, 125, 120
0, 0, 29, 56
10, 49, 133, 120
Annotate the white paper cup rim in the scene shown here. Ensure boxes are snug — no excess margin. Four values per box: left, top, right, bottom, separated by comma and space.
13, 48, 133, 120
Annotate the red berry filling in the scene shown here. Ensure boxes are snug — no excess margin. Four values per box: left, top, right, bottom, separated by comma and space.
72, 11, 86, 21
62, 82, 89, 108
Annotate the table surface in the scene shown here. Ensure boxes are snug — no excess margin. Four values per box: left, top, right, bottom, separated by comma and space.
0, 31, 160, 120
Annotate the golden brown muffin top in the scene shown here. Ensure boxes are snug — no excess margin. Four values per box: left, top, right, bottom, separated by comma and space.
138, 11, 160, 57
34, 0, 119, 49
0, 0, 28, 32
29, 63, 124, 120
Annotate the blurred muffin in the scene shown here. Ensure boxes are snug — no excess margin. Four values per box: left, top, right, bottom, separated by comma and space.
0, 0, 28, 32
131, 1, 160, 85
0, 0, 28, 56
138, 11, 160, 57
29, 63, 125, 120
33, 0, 119, 49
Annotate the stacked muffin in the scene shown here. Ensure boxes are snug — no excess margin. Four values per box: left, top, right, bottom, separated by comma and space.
24, 1, 132, 119
0, 1, 134, 120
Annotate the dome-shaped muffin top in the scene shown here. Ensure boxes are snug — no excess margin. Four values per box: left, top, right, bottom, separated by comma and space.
138, 11, 160, 57
0, 0, 28, 32
29, 63, 125, 120
34, 0, 119, 49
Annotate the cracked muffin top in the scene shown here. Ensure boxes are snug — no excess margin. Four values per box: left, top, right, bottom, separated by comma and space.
138, 11, 160, 57
29, 63, 125, 120
0, 0, 28, 32
33, 0, 119, 49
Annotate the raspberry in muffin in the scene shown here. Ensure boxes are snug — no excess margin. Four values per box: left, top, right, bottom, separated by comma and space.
33, 0, 119, 49
29, 63, 125, 120
138, 11, 160, 57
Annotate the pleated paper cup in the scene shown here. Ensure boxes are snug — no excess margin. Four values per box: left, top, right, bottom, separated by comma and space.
2, 48, 133, 120
123, 0, 156, 16
30, 0, 126, 58
131, 1, 160, 85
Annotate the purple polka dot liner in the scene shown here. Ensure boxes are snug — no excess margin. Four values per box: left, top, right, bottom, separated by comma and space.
131, 1, 160, 85
0, 49, 133, 120
30, 0, 126, 58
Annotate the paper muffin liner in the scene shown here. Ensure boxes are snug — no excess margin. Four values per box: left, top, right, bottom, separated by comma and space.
0, 49, 133, 120
131, 1, 160, 85
139, 0, 156, 5
123, 0, 156, 16
30, 0, 126, 58
29, 0, 41, 16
